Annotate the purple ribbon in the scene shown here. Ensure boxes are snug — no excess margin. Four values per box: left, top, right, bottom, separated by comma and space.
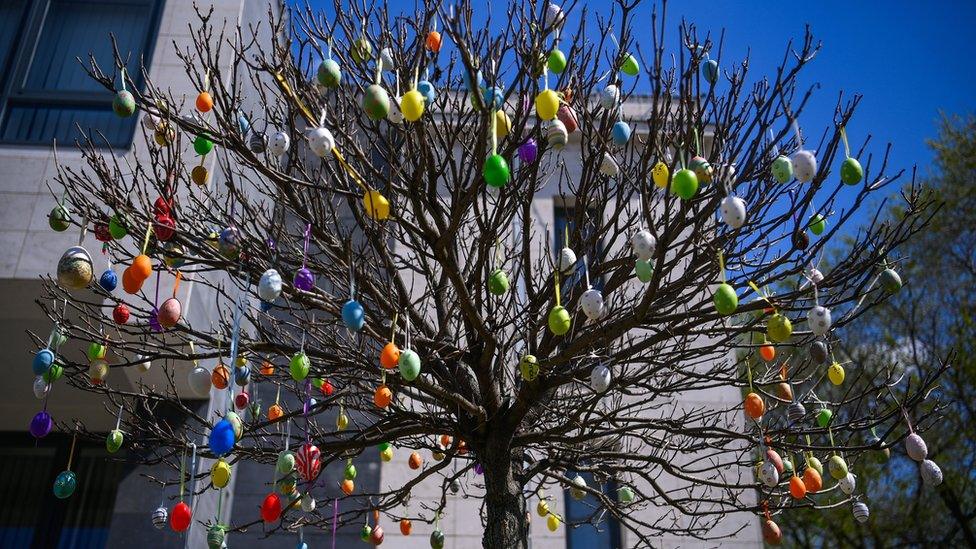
331, 498, 338, 549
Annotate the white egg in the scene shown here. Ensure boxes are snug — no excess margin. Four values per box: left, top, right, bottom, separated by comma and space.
580, 288, 605, 320
545, 2, 565, 29
307, 127, 335, 157
759, 461, 779, 488
558, 247, 577, 273
388, 98, 404, 124
719, 196, 746, 229
792, 150, 817, 182
905, 433, 927, 462
600, 152, 619, 177
546, 119, 568, 149
806, 265, 824, 285
33, 376, 49, 399
600, 85, 620, 110
187, 365, 213, 398
807, 305, 832, 336
258, 268, 284, 302
380, 48, 395, 71
631, 229, 656, 261
852, 501, 869, 523
590, 363, 611, 393
301, 495, 317, 512
920, 459, 943, 487
136, 354, 152, 373
838, 472, 856, 495
269, 131, 290, 155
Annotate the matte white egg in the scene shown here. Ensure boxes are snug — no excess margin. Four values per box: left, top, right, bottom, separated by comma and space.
838, 472, 856, 495
600, 85, 620, 110
258, 268, 284, 302
905, 433, 927, 462
188, 365, 213, 398
136, 354, 152, 373
590, 363, 611, 393
631, 230, 656, 261
806, 265, 824, 285
792, 150, 817, 182
719, 196, 746, 229
807, 305, 832, 336
307, 127, 335, 157
580, 288, 605, 320
920, 459, 943, 487
558, 247, 577, 274
269, 131, 290, 155
600, 152, 619, 177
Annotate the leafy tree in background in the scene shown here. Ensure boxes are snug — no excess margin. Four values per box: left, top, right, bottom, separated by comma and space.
781, 114, 976, 547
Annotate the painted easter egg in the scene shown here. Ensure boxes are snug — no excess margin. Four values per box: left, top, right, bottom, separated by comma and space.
425, 30, 442, 52
600, 85, 619, 110
767, 313, 792, 342
828, 362, 845, 386
207, 525, 225, 549
548, 306, 571, 335
113, 90, 136, 118
49, 205, 71, 231
380, 342, 400, 369
483, 86, 504, 110
546, 119, 568, 149
880, 268, 902, 293
30, 410, 53, 439
671, 168, 698, 199
53, 470, 77, 499
838, 472, 856, 495
788, 401, 806, 424
744, 392, 765, 419
828, 455, 848, 480
374, 385, 392, 408
57, 246, 94, 290
495, 110, 512, 138
417, 80, 436, 105
317, 59, 341, 88
600, 152, 620, 177
580, 288, 605, 320
188, 365, 211, 397
398, 349, 421, 381
290, 352, 309, 381
409, 451, 423, 470
621, 54, 640, 76
558, 247, 577, 273
905, 433, 927, 461
193, 135, 214, 156
519, 138, 538, 163
803, 465, 823, 493
488, 269, 510, 295
152, 506, 168, 529
258, 268, 283, 302
852, 501, 869, 523
342, 299, 365, 331
363, 189, 391, 220
841, 157, 863, 185
536, 89, 559, 120
634, 259, 653, 283
652, 161, 669, 188
807, 305, 832, 336
548, 48, 567, 73
380, 47, 395, 70
570, 474, 587, 500
766, 448, 784, 473
269, 131, 290, 155
483, 154, 511, 187
43, 363, 63, 384
921, 459, 943, 486
546, 514, 560, 532
631, 230, 656, 261
762, 519, 782, 546
307, 127, 335, 158
363, 84, 391, 121
170, 501, 192, 532
759, 461, 779, 488
106, 429, 124, 453
612, 121, 631, 146
719, 196, 746, 229
191, 165, 209, 186
89, 359, 109, 385
589, 362, 611, 393
689, 156, 713, 183
211, 363, 230, 389
430, 528, 446, 549
792, 150, 817, 182
400, 519, 412, 536
789, 475, 806, 499
400, 90, 425, 122
158, 297, 182, 328
713, 283, 738, 316
816, 408, 833, 428
248, 132, 267, 154
556, 104, 578, 133
350, 37, 372, 64
234, 390, 249, 409
296, 443, 321, 481
771, 155, 793, 183
276, 451, 295, 474
519, 354, 539, 381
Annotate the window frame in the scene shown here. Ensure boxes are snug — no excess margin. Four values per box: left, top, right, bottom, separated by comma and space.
553, 201, 605, 292
0, 0, 165, 149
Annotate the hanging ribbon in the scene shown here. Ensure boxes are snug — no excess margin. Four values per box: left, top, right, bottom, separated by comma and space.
66, 431, 78, 471
718, 250, 726, 283
141, 217, 153, 255
331, 498, 339, 549
839, 126, 851, 159
301, 223, 311, 269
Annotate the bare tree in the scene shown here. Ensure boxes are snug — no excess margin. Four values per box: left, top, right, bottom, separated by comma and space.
32, 0, 947, 547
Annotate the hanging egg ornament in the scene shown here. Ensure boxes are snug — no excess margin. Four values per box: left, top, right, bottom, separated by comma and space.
195, 91, 213, 112
807, 305, 832, 336
570, 475, 587, 500
545, 119, 569, 150
921, 459, 943, 487
600, 85, 619, 110
374, 385, 393, 409
630, 230, 656, 261
380, 342, 400, 369
611, 121, 631, 146
258, 268, 283, 302
621, 53, 640, 76
417, 80, 436, 105
106, 429, 124, 453
789, 475, 806, 499
342, 299, 365, 331
766, 313, 792, 342
483, 154, 511, 188
430, 528, 446, 549
762, 519, 783, 546
548, 48, 567, 73
548, 306, 571, 335
269, 131, 290, 155
30, 410, 53, 439
671, 168, 699, 199
351, 36, 372, 64
158, 297, 182, 328
828, 455, 848, 480
905, 433, 927, 461
744, 392, 765, 419
307, 127, 335, 158
589, 362, 611, 393
841, 157, 863, 185
57, 246, 94, 290
99, 269, 118, 292
363, 84, 391, 121
766, 448, 784, 473
689, 156, 713, 183
827, 362, 845, 386
33, 348, 55, 376
234, 390, 249, 409
808, 214, 827, 235
152, 506, 168, 529
617, 486, 635, 503
771, 155, 793, 183
363, 189, 391, 220
791, 150, 817, 182
759, 461, 779, 488
634, 259, 653, 283
400, 89, 425, 122
719, 196, 746, 229
208, 419, 235, 456
276, 451, 295, 475
191, 165, 209, 186
44, 363, 63, 384
400, 519, 412, 536
788, 401, 806, 424
852, 501, 869, 523
425, 30, 442, 52
336, 412, 349, 430
546, 514, 560, 532
652, 161, 669, 188
193, 135, 214, 156
398, 349, 421, 382
713, 283, 738, 316
483, 86, 505, 110
170, 501, 192, 532
519, 354, 539, 381
600, 152, 620, 177
488, 269, 510, 295
53, 470, 77, 499
518, 138, 538, 163
211, 363, 230, 389
317, 58, 341, 88
803, 465, 823, 493
558, 247, 577, 274
409, 451, 423, 470
113, 90, 136, 118
261, 493, 282, 523
536, 499, 550, 517
89, 359, 109, 385
49, 205, 71, 231
248, 131, 267, 154
267, 403, 283, 421
188, 365, 211, 397
206, 525, 225, 549
838, 472, 856, 495
33, 376, 49, 399
293, 266, 315, 292
295, 443, 321, 481
880, 268, 902, 293
535, 89, 559, 121
810, 340, 829, 364
494, 110, 512, 138
701, 58, 719, 84
580, 288, 605, 320
289, 352, 309, 382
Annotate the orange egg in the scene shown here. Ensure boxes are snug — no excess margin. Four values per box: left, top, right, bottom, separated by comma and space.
408, 451, 422, 470
132, 254, 152, 280
268, 403, 283, 421
374, 385, 393, 409
380, 342, 400, 369
789, 475, 806, 499
759, 344, 776, 362
399, 519, 412, 536
457, 440, 467, 455
802, 467, 822, 493
744, 392, 765, 419
440, 434, 452, 447
122, 267, 142, 294
260, 360, 275, 376
341, 479, 355, 495
211, 363, 230, 389
196, 91, 213, 113
425, 31, 442, 52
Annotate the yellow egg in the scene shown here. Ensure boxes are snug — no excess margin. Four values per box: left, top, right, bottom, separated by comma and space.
211, 459, 231, 488
535, 89, 559, 120
546, 514, 560, 532
401, 90, 425, 122
495, 110, 512, 138
536, 500, 549, 517
336, 413, 349, 430
653, 161, 669, 188
363, 189, 390, 220
828, 362, 845, 386
380, 447, 394, 462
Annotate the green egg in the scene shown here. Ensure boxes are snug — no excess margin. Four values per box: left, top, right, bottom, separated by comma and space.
840, 157, 863, 185
87, 342, 106, 361
483, 154, 510, 188
377, 441, 391, 452
106, 429, 124, 453
620, 53, 640, 76
816, 408, 832, 428
311, 377, 324, 389
635, 259, 653, 283
548, 305, 571, 335
713, 283, 738, 315
277, 451, 295, 474
548, 49, 567, 73
671, 168, 699, 199
519, 354, 539, 381
398, 349, 421, 381
807, 456, 823, 476
808, 214, 826, 235
351, 37, 372, 65
108, 214, 128, 240
317, 59, 341, 88
828, 455, 848, 480
617, 486, 635, 503
49, 205, 71, 232
782, 458, 794, 476
289, 352, 309, 381
488, 269, 510, 295
360, 525, 372, 542
344, 462, 357, 480
112, 90, 136, 118
193, 135, 214, 156
43, 363, 63, 383
767, 313, 792, 343
772, 155, 793, 183
880, 268, 902, 293
363, 84, 390, 121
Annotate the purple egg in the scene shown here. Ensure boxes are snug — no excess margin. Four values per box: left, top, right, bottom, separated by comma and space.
474, 463, 484, 475
294, 267, 315, 291
518, 138, 538, 164
149, 308, 162, 332
30, 410, 53, 439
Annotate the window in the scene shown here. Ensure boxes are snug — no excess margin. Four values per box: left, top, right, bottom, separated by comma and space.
0, 432, 127, 547
0, 0, 164, 148
564, 472, 622, 549
553, 203, 604, 291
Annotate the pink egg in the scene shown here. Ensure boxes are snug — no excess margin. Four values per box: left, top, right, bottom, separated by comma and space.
158, 297, 182, 328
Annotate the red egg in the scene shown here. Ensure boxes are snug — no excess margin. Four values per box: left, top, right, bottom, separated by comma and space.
320, 379, 334, 396
153, 197, 171, 217
113, 303, 130, 324
170, 501, 192, 532
154, 214, 176, 241
235, 391, 249, 410
261, 493, 282, 523
94, 222, 113, 242
370, 525, 384, 545
158, 297, 182, 328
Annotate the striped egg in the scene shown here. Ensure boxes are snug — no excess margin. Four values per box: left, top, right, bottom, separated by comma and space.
295, 443, 321, 481
547, 119, 568, 149
788, 401, 806, 424
852, 501, 869, 523
152, 506, 168, 529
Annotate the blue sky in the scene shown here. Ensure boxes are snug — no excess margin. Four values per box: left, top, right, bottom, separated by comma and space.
294, 0, 975, 201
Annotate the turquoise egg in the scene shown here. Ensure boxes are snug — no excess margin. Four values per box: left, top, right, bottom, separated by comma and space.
417, 81, 436, 106
53, 470, 76, 499
611, 121, 631, 146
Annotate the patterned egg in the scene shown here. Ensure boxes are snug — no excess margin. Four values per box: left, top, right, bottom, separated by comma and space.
546, 514, 560, 532
826, 362, 845, 386
570, 475, 587, 500
234, 390, 249, 409
828, 455, 848, 480
398, 349, 421, 381
810, 340, 829, 363
548, 306, 571, 335
689, 156, 713, 183
580, 288, 605, 320
536, 499, 550, 516
99, 269, 118, 292
617, 486, 635, 503
483, 86, 504, 110
765, 448, 784, 473
269, 131, 290, 155
218, 226, 240, 258
807, 305, 832, 336
558, 247, 577, 273
590, 362, 611, 393
89, 359, 109, 385
248, 132, 267, 153
921, 459, 943, 487
600, 152, 620, 177
612, 121, 631, 146
317, 59, 341, 88
417, 80, 436, 105
43, 363, 63, 384
295, 443, 321, 481
363, 84, 391, 121
767, 313, 792, 343
556, 104, 578, 133
544, 2, 565, 28
158, 297, 182, 328
519, 354, 539, 381
719, 196, 746, 229
258, 268, 283, 302
307, 127, 335, 157
838, 472, 856, 495
852, 501, 869, 523
771, 155, 793, 183
546, 119, 568, 149
880, 268, 902, 293
805, 264, 824, 285
630, 230, 656, 261
841, 157, 863, 185
905, 433, 927, 461
788, 401, 806, 424
113, 90, 136, 118
301, 495, 316, 512
49, 205, 71, 231
226, 411, 243, 439
600, 85, 619, 110
276, 450, 295, 474
112, 303, 130, 324
33, 376, 49, 399
759, 461, 779, 487
57, 246, 94, 290
207, 525, 225, 549
652, 161, 669, 188
152, 506, 168, 529
791, 150, 817, 182
430, 528, 446, 549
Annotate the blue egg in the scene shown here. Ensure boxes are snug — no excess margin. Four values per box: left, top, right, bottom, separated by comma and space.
33, 348, 54, 376
296, 543, 308, 549
417, 80, 436, 106
462, 69, 483, 92
209, 418, 236, 456
341, 299, 365, 331
237, 112, 250, 134
612, 121, 632, 146
99, 269, 118, 292
234, 366, 250, 386
702, 59, 719, 84
483, 86, 504, 110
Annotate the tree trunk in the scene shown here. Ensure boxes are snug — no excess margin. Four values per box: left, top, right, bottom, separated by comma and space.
482, 442, 529, 549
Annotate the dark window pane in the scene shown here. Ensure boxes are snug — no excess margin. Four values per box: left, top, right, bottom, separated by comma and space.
564, 472, 621, 549
24, 1, 153, 93
2, 102, 136, 147
0, 446, 56, 547
554, 205, 604, 290
0, 0, 29, 84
